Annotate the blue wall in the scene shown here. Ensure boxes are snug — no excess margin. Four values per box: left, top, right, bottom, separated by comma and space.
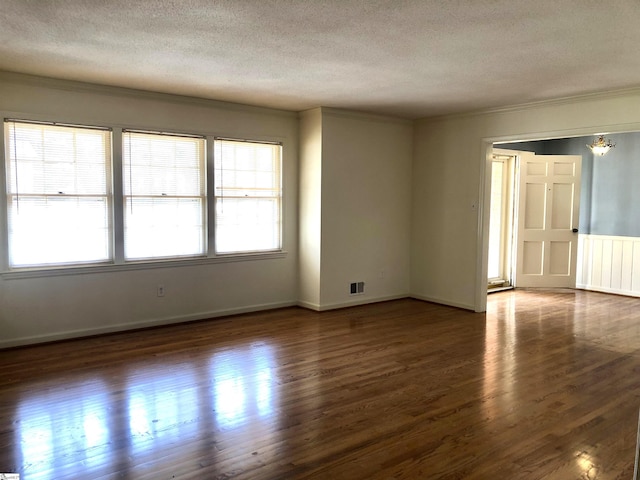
497, 133, 640, 237
540, 137, 594, 236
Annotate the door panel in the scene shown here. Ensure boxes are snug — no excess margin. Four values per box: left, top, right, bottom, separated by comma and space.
551, 183, 574, 229
522, 241, 543, 274
515, 154, 582, 288
527, 162, 547, 175
549, 241, 571, 275
524, 183, 546, 229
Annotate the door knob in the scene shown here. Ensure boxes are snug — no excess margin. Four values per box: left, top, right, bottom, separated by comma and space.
572, 228, 579, 233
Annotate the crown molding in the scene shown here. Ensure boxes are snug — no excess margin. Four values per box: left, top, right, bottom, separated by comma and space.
319, 106, 413, 125
297, 106, 411, 125
0, 70, 297, 119
418, 86, 640, 124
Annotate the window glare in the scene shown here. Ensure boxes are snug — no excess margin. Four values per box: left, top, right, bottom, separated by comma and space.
5, 122, 111, 267
9, 197, 110, 266
123, 132, 206, 260
214, 141, 282, 254
3, 122, 283, 269
215, 198, 280, 253
124, 198, 205, 259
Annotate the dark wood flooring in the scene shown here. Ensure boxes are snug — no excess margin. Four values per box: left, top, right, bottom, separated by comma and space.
1, 289, 640, 479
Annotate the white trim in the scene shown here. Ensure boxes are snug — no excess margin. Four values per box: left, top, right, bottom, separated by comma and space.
297, 300, 321, 311
0, 110, 290, 147
0, 120, 8, 272
483, 122, 640, 146
319, 107, 413, 125
576, 233, 640, 298
575, 284, 638, 297
475, 142, 493, 312
0, 70, 296, 119
111, 128, 125, 263
420, 85, 640, 123
410, 293, 475, 311
1, 251, 288, 279
0, 300, 297, 349
206, 135, 216, 254
299, 294, 409, 312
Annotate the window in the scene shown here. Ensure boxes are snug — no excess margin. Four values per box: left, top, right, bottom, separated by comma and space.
122, 131, 206, 260
2, 119, 284, 272
4, 121, 112, 267
214, 140, 282, 254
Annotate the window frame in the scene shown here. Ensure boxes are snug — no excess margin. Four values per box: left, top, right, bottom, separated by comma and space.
213, 138, 283, 255
122, 129, 207, 261
3, 119, 114, 269
0, 114, 287, 278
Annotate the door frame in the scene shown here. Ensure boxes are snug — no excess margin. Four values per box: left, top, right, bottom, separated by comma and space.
475, 123, 640, 313
487, 149, 517, 289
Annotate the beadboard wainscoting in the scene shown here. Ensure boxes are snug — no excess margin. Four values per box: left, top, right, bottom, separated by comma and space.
577, 234, 640, 297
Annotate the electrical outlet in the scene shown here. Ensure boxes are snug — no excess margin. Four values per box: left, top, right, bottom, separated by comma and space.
157, 284, 165, 297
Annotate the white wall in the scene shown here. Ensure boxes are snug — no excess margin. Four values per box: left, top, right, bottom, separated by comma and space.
319, 109, 412, 309
7, 71, 640, 346
298, 108, 322, 308
0, 72, 299, 347
412, 89, 640, 311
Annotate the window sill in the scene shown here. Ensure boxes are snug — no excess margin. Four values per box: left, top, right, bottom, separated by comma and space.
1, 251, 288, 279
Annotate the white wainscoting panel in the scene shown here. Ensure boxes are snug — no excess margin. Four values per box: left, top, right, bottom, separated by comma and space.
577, 234, 640, 297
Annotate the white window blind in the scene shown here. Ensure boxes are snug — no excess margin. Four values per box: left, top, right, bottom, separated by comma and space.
4, 121, 112, 267
123, 131, 206, 260
214, 139, 282, 254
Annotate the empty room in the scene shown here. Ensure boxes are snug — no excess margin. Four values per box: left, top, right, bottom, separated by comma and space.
2, 1, 640, 479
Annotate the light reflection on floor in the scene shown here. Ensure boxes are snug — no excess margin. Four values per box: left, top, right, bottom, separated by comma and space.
13, 343, 277, 477
18, 381, 111, 478
127, 366, 201, 453
483, 292, 517, 422
211, 346, 276, 429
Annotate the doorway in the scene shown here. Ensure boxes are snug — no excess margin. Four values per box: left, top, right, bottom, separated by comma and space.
487, 149, 582, 292
487, 152, 515, 291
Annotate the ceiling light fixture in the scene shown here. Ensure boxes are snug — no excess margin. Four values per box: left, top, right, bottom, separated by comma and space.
587, 135, 615, 156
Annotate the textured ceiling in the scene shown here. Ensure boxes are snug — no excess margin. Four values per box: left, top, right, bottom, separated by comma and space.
1, 1, 640, 119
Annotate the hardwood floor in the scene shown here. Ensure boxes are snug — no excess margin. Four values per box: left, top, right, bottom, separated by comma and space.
1, 289, 640, 479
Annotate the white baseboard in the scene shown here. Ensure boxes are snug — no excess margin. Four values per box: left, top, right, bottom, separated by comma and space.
3, 292, 479, 349
576, 283, 639, 297
410, 293, 475, 311
297, 300, 321, 311
311, 294, 409, 311
0, 300, 297, 349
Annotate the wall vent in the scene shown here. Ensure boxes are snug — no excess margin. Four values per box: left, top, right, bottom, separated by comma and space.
349, 282, 365, 295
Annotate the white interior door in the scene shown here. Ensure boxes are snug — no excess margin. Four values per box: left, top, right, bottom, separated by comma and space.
515, 153, 582, 288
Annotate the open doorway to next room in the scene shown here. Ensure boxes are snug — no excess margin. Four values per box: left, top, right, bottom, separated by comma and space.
487, 152, 515, 292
